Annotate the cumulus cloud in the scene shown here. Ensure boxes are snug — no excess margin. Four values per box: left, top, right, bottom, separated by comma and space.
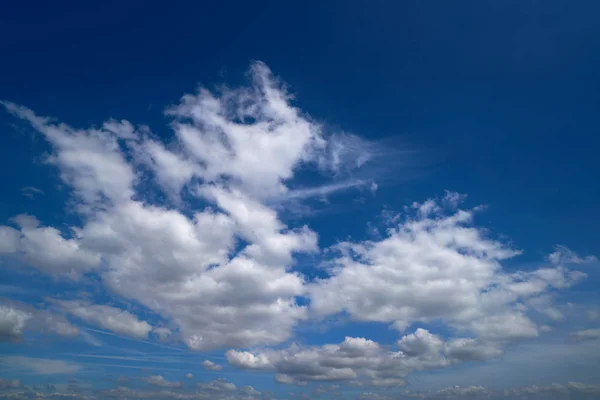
196, 378, 236, 392
49, 299, 152, 339
0, 300, 79, 341
0, 215, 100, 279
0, 304, 30, 341
0, 60, 593, 390
2, 63, 355, 350
2, 101, 136, 210
143, 375, 183, 388
309, 193, 586, 342
202, 360, 222, 371
226, 329, 503, 387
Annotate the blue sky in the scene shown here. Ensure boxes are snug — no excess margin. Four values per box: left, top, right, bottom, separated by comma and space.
0, 1, 599, 399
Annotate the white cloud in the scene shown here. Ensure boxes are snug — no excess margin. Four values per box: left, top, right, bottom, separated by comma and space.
226, 329, 501, 387
101, 380, 264, 400
202, 360, 222, 371
570, 328, 600, 342
0, 215, 100, 278
197, 378, 236, 392
0, 300, 79, 340
166, 61, 327, 199
143, 375, 183, 388
0, 356, 81, 375
309, 193, 586, 342
185, 373, 193, 379
548, 245, 597, 266
0, 304, 30, 340
50, 299, 152, 339
2, 101, 136, 211
0, 61, 594, 384
0, 62, 387, 353
153, 327, 172, 341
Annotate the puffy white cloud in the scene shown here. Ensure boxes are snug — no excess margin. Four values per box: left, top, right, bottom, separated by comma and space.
49, 299, 152, 339
227, 329, 499, 387
0, 300, 79, 340
202, 360, 222, 371
0, 62, 592, 372
197, 378, 236, 392
0, 304, 30, 341
309, 193, 586, 343
0, 226, 20, 253
2, 101, 136, 210
166, 61, 327, 199
185, 373, 193, 380
0, 215, 100, 278
398, 328, 444, 357
143, 375, 183, 388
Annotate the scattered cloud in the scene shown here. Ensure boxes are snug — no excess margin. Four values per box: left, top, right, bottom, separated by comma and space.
309, 193, 585, 341
49, 299, 152, 339
20, 186, 44, 199
0, 356, 81, 375
196, 378, 236, 392
0, 299, 79, 341
548, 245, 597, 266
202, 360, 222, 371
570, 328, 600, 342
0, 62, 597, 397
143, 375, 183, 388
227, 330, 503, 387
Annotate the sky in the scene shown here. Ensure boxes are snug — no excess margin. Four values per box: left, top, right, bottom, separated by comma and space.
0, 1, 599, 399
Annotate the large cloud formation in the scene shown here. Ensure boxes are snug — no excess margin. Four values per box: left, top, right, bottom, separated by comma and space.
0, 62, 594, 390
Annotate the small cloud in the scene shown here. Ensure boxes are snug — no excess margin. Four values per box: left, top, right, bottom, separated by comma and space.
202, 359, 222, 371
185, 373, 193, 379
0, 356, 81, 375
549, 245, 597, 266
570, 328, 600, 342
143, 375, 183, 388
197, 378, 236, 392
588, 310, 599, 321
153, 326, 172, 341
20, 186, 44, 199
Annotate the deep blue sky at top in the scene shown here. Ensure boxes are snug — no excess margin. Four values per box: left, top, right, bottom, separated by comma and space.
1, 0, 599, 260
